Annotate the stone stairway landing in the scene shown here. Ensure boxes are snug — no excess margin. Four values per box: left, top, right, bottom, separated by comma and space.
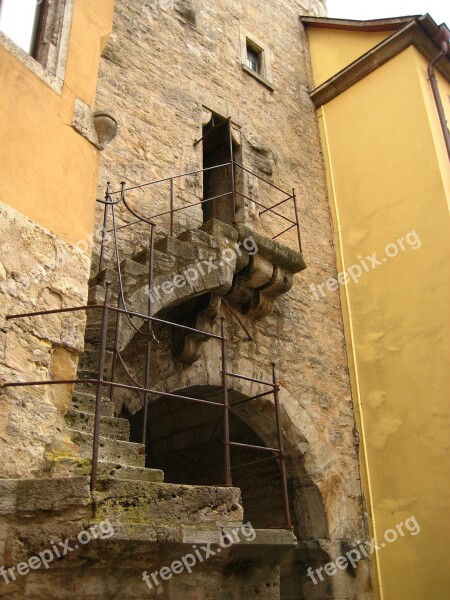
0, 476, 295, 600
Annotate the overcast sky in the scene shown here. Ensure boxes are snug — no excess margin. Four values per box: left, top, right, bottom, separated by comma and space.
0, 0, 38, 52
326, 0, 449, 26
0, 0, 449, 56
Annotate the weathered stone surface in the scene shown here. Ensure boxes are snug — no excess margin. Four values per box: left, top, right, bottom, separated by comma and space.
67, 430, 146, 468
93, 480, 243, 526
64, 408, 130, 441
92, 0, 368, 595
52, 460, 164, 483
71, 390, 114, 417
0, 478, 297, 599
0, 477, 91, 518
0, 0, 373, 598
0, 202, 90, 479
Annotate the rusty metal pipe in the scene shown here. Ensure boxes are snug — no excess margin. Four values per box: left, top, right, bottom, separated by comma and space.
233, 190, 298, 226
221, 317, 232, 486
221, 298, 252, 340
109, 294, 122, 403
427, 40, 450, 160
259, 194, 293, 216
142, 226, 156, 446
272, 363, 292, 530
109, 162, 232, 194
97, 183, 111, 279
7, 303, 222, 339
169, 178, 174, 236
229, 441, 281, 453
272, 224, 296, 240
292, 188, 303, 254
3, 378, 227, 409
230, 388, 280, 407
90, 282, 111, 491
224, 371, 275, 387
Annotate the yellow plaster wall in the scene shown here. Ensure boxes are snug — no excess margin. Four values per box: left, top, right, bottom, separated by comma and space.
317, 46, 450, 600
306, 27, 393, 87
0, 0, 115, 247
413, 49, 450, 211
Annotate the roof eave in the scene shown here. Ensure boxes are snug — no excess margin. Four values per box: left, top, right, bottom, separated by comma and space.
308, 18, 450, 108
299, 15, 420, 33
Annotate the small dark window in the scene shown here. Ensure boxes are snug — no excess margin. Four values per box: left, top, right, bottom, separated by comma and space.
246, 40, 263, 75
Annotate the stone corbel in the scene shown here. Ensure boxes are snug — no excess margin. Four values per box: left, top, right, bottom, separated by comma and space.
173, 294, 222, 364
226, 225, 306, 317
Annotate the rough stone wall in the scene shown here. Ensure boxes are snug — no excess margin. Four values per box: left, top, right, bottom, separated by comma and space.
93, 0, 370, 597
0, 202, 90, 479
94, 0, 328, 258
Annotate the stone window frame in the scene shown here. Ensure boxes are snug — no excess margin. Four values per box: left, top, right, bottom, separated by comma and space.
239, 28, 275, 92
0, 0, 74, 95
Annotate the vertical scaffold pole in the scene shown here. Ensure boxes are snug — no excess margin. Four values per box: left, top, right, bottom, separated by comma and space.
273, 362, 292, 529
91, 282, 111, 491
221, 317, 232, 486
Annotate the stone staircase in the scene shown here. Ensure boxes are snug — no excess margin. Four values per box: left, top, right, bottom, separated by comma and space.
51, 218, 305, 486
53, 222, 235, 484
0, 221, 302, 599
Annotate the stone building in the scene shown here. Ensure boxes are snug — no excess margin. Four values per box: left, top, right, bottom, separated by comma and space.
0, 1, 374, 599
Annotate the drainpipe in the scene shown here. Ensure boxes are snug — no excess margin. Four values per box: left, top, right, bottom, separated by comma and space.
427, 28, 450, 161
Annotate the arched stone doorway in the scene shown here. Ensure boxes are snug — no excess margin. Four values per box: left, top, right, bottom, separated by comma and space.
124, 385, 332, 599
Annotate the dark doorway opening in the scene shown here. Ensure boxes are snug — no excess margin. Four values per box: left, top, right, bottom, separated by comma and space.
125, 386, 332, 599
202, 115, 238, 225
128, 386, 289, 529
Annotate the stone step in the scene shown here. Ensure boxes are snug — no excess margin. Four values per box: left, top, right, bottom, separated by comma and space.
154, 235, 197, 261
84, 324, 118, 346
77, 349, 114, 377
0, 477, 91, 517
89, 267, 120, 290
177, 228, 221, 260
77, 367, 110, 386
92, 479, 243, 527
76, 367, 108, 381
133, 247, 177, 275
120, 257, 148, 278
84, 303, 121, 327
71, 390, 115, 417
65, 409, 130, 441
52, 458, 163, 483
73, 381, 111, 399
68, 429, 146, 468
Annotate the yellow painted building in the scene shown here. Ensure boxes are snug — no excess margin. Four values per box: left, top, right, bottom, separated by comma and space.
0, 0, 115, 246
0, 0, 115, 478
302, 13, 450, 600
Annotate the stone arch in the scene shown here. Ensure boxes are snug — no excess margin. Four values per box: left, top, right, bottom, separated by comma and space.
124, 382, 333, 599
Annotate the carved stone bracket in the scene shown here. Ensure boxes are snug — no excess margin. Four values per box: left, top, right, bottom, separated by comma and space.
225, 224, 306, 317
116, 219, 306, 361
